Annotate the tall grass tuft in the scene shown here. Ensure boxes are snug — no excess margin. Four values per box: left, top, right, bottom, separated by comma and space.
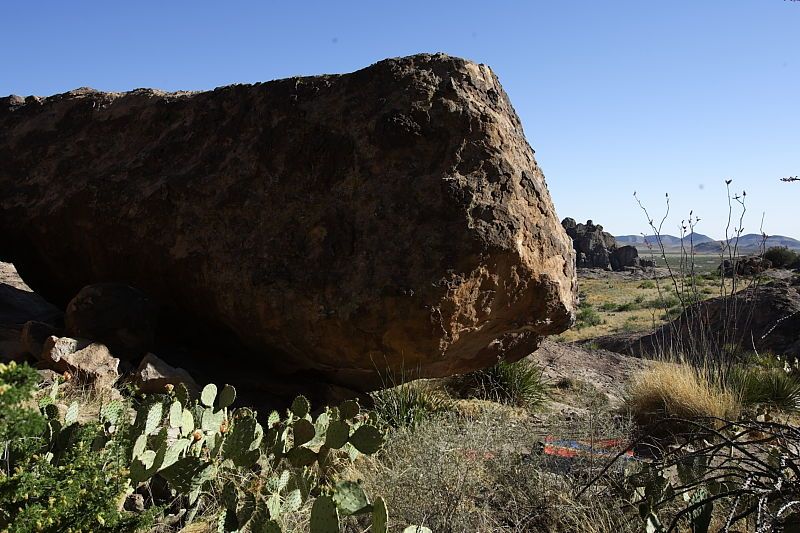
626, 361, 740, 426
370, 381, 453, 429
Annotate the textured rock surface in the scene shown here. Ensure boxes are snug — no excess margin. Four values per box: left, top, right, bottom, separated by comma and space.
0, 53, 576, 389
40, 336, 120, 389
719, 256, 773, 277
135, 352, 199, 394
610, 245, 640, 271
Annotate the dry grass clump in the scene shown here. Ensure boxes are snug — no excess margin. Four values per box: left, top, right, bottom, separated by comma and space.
626, 361, 740, 425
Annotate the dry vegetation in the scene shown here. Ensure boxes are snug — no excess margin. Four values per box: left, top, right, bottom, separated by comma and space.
626, 361, 740, 424
560, 270, 741, 342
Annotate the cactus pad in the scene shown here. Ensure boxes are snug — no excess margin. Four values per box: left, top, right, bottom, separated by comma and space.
287, 446, 318, 467
65, 401, 79, 426
310, 494, 340, 533
100, 399, 123, 425
332, 480, 370, 516
282, 488, 302, 513
217, 384, 236, 409
325, 420, 350, 449
338, 399, 359, 420
159, 456, 214, 495
143, 402, 164, 435
349, 425, 384, 454
200, 383, 217, 407
292, 418, 316, 446
372, 496, 388, 533
290, 395, 310, 418
168, 400, 183, 428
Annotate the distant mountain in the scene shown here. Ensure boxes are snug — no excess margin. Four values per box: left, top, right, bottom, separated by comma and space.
616, 233, 800, 253
615, 233, 715, 248
693, 235, 800, 254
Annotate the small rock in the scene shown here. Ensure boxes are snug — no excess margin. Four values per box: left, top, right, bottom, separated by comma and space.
40, 336, 120, 390
40, 336, 89, 364
123, 493, 145, 513
135, 353, 198, 394
37, 368, 60, 385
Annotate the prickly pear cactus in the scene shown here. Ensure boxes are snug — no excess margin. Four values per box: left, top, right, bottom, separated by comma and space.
372, 497, 389, 533
310, 494, 340, 533
348, 425, 384, 455
332, 481, 370, 516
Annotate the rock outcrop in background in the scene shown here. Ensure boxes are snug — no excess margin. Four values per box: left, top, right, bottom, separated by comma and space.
561, 218, 650, 271
592, 280, 800, 360
0, 54, 576, 390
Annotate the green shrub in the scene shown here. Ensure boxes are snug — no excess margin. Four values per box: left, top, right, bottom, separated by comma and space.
645, 294, 680, 309
576, 306, 603, 329
0, 361, 155, 532
764, 246, 799, 268
1, 423, 156, 532
600, 301, 637, 312
0, 362, 47, 464
637, 280, 656, 289
454, 360, 549, 408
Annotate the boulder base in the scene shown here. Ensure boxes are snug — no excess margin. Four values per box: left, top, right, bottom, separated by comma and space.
0, 54, 576, 389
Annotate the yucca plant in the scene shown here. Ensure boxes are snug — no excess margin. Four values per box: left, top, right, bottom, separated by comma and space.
370, 382, 452, 429
454, 359, 549, 408
729, 365, 800, 412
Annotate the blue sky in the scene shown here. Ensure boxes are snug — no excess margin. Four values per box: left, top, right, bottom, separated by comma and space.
2, 1, 798, 239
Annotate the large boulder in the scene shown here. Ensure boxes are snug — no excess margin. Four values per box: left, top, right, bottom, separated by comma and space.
610, 245, 640, 271
0, 54, 576, 389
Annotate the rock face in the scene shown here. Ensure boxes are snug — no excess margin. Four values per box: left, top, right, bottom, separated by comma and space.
0, 54, 576, 389
562, 218, 643, 271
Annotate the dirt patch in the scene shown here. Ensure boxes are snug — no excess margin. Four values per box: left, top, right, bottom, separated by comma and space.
531, 339, 647, 410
